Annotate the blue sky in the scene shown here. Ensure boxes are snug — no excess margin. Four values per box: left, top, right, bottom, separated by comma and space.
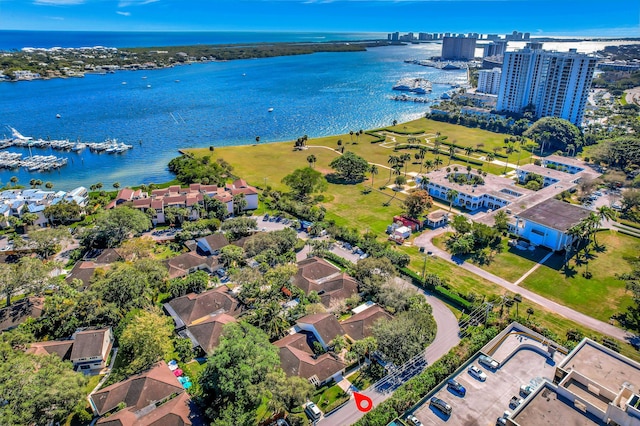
1, 0, 639, 36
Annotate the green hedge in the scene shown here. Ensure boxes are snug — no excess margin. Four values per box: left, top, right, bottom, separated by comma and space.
399, 267, 472, 310
386, 128, 426, 135
619, 219, 640, 230
321, 251, 356, 271
366, 131, 386, 144
451, 155, 484, 167
437, 140, 508, 159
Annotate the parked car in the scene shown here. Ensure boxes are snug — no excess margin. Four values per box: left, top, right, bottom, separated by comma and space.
304, 402, 322, 421
406, 415, 423, 426
478, 355, 499, 370
447, 379, 466, 396
468, 365, 487, 381
429, 397, 452, 416
263, 214, 270, 221
276, 419, 290, 426
343, 242, 352, 250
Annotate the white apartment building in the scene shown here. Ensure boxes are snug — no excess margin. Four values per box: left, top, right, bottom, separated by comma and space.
496, 43, 596, 126
477, 68, 502, 95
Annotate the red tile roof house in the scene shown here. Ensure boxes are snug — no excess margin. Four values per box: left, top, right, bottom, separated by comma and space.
293, 257, 359, 308
164, 251, 221, 280
294, 313, 345, 350
195, 233, 229, 256
340, 304, 393, 341
27, 327, 114, 375
89, 361, 200, 425
163, 287, 242, 354
274, 332, 346, 387
108, 180, 258, 226
65, 248, 124, 289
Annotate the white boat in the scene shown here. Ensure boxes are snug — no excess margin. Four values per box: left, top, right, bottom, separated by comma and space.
393, 78, 432, 94
56, 114, 61, 119
268, 108, 274, 112
146, 84, 151, 88
121, 82, 127, 85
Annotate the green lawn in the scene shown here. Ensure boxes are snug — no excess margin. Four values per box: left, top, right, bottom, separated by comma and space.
311, 382, 350, 414
431, 234, 549, 283
399, 242, 640, 362
521, 231, 638, 324
347, 370, 374, 391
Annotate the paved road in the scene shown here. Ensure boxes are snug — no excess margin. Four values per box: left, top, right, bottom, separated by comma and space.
413, 228, 630, 342
318, 288, 460, 426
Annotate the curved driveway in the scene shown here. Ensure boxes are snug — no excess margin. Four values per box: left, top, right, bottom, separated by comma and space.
318, 289, 460, 426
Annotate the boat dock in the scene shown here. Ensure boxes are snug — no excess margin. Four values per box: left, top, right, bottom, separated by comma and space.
3, 127, 133, 154
0, 152, 68, 172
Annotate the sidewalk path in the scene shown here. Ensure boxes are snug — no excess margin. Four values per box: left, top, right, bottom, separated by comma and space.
413, 229, 629, 341
513, 251, 553, 286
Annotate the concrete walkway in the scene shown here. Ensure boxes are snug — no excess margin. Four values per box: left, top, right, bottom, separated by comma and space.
513, 251, 554, 286
413, 229, 630, 342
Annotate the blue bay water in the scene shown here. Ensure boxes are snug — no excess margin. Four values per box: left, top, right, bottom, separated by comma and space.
0, 41, 465, 191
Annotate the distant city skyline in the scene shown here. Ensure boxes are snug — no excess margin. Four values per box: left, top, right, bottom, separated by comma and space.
1, 0, 639, 37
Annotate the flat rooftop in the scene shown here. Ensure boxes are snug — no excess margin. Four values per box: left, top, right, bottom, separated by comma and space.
517, 198, 592, 233
560, 340, 640, 392
512, 385, 605, 426
426, 163, 532, 200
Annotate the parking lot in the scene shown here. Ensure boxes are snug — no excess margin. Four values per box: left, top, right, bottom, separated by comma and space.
413, 347, 560, 426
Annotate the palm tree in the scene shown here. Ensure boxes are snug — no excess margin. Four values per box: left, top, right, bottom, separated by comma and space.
417, 146, 428, 173
448, 145, 456, 166
466, 165, 472, 177
420, 176, 430, 190
447, 189, 459, 212
434, 156, 443, 170
369, 164, 379, 187
433, 140, 442, 154
487, 152, 496, 163
306, 154, 317, 168
464, 146, 474, 164
45, 181, 53, 190
392, 119, 398, 127
113, 182, 120, 189
424, 159, 434, 173
349, 130, 354, 143
401, 153, 411, 175
526, 307, 534, 321
29, 179, 36, 188
10, 176, 18, 187
387, 155, 400, 181
337, 139, 342, 148
255, 136, 260, 144
394, 175, 407, 190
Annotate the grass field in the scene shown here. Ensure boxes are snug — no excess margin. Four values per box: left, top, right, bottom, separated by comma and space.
431, 234, 550, 283
399, 244, 640, 362
521, 231, 638, 323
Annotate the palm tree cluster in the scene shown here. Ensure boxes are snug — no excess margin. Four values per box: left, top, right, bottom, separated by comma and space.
566, 206, 617, 261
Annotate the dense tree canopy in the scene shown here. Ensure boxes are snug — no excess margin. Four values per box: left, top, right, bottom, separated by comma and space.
0, 257, 55, 306
198, 322, 281, 425
373, 303, 436, 365
591, 136, 640, 170
43, 199, 82, 225
329, 151, 370, 182
0, 340, 87, 425
403, 189, 433, 219
81, 206, 151, 248
523, 117, 583, 152
117, 309, 175, 377
281, 167, 327, 200
168, 154, 232, 185
220, 217, 257, 240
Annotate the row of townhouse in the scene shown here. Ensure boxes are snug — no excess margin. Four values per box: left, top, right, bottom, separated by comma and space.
108, 180, 258, 225
0, 186, 88, 228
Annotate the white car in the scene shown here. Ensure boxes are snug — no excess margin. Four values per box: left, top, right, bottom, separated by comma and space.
406, 415, 423, 426
468, 365, 487, 381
